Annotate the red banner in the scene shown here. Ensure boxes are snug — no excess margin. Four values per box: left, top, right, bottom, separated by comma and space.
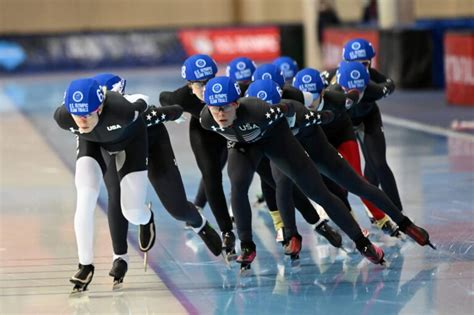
178, 27, 280, 63
444, 32, 474, 106
322, 28, 378, 70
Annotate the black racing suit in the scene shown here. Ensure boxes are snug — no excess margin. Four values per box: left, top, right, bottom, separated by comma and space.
160, 86, 233, 233
200, 96, 371, 250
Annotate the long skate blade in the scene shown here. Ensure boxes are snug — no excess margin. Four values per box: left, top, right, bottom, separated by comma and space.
112, 281, 124, 291
239, 264, 251, 276
380, 259, 390, 268
289, 256, 301, 272
143, 252, 148, 272
221, 252, 231, 269
394, 232, 406, 241
70, 285, 87, 296
340, 246, 351, 254
427, 241, 437, 250
223, 248, 237, 265
226, 253, 237, 262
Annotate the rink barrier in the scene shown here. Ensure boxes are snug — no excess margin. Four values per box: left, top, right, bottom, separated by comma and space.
0, 30, 187, 74
0, 26, 283, 74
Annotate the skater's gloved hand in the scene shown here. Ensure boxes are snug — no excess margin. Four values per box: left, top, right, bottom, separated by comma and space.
124, 93, 151, 105
344, 89, 360, 109
382, 79, 395, 97
174, 114, 187, 124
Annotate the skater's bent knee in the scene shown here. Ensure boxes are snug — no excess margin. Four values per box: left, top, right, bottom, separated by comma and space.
122, 208, 150, 225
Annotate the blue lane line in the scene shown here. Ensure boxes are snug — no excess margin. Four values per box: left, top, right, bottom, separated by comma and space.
10, 100, 200, 315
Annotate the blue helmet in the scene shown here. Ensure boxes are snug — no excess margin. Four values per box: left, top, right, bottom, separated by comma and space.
292, 68, 324, 94
252, 63, 285, 88
92, 73, 126, 94
204, 76, 241, 106
181, 54, 218, 81
64, 78, 105, 116
336, 61, 370, 93
342, 38, 376, 61
245, 79, 283, 105
226, 57, 257, 82
273, 56, 299, 81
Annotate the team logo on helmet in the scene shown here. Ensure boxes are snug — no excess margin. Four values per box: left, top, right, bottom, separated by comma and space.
72, 91, 84, 102
236, 61, 246, 70
351, 42, 361, 50
257, 90, 268, 100
281, 63, 290, 70
350, 70, 361, 80
212, 83, 223, 94
262, 72, 273, 80
302, 74, 312, 84
181, 66, 186, 78
195, 59, 207, 68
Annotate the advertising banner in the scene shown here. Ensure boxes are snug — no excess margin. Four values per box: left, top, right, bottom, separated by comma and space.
0, 31, 186, 74
178, 27, 280, 62
444, 32, 474, 106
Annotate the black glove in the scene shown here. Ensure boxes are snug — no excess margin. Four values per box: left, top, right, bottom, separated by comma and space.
383, 79, 395, 96
344, 89, 360, 109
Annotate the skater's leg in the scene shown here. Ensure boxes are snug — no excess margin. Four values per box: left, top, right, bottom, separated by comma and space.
227, 145, 262, 245
263, 123, 378, 253
70, 139, 105, 290
193, 143, 227, 209
116, 127, 154, 252
103, 155, 129, 259
147, 124, 201, 225
189, 117, 232, 232
74, 140, 106, 266
193, 179, 207, 209
362, 106, 403, 211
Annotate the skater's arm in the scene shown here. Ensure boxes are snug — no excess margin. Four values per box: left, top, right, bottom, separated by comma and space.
53, 105, 76, 131
142, 105, 184, 127
360, 81, 392, 103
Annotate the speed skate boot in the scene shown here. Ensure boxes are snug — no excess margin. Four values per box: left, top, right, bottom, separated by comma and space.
222, 231, 237, 261
374, 216, 402, 238
109, 258, 128, 290
139, 210, 156, 252
236, 241, 257, 274
70, 264, 95, 293
185, 204, 203, 229
398, 218, 436, 249
356, 238, 385, 265
314, 220, 342, 248
283, 234, 302, 264
275, 228, 285, 244
269, 210, 285, 243
139, 208, 156, 271
192, 214, 222, 256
